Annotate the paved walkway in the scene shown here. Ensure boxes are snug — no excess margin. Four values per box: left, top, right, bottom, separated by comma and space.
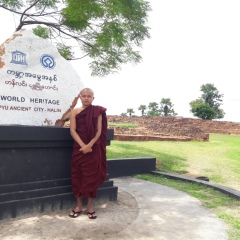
0, 177, 228, 240
112, 177, 228, 240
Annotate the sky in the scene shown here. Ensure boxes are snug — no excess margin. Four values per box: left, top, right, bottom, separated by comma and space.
1, 0, 240, 123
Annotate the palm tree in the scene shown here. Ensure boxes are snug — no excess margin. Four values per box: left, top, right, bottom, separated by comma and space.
138, 105, 147, 116
147, 102, 159, 116
127, 108, 135, 117
159, 98, 177, 116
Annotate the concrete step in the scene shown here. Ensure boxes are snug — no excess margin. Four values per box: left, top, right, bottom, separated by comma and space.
0, 185, 118, 220
0, 173, 117, 220
0, 174, 111, 194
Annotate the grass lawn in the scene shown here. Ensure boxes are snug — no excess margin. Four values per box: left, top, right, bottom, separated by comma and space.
107, 134, 240, 191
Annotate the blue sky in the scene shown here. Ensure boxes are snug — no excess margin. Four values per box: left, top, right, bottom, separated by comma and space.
1, 0, 240, 122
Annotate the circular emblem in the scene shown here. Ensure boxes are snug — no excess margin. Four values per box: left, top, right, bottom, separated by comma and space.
40, 54, 56, 69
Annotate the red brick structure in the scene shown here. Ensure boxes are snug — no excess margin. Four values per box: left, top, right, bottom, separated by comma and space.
107, 116, 240, 142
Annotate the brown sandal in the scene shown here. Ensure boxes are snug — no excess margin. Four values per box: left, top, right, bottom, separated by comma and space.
87, 211, 97, 219
69, 210, 82, 218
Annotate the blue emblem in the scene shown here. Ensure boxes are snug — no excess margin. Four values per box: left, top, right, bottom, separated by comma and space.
40, 54, 56, 69
10, 51, 28, 65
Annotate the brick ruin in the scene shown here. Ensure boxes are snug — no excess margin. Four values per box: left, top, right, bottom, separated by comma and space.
107, 116, 240, 142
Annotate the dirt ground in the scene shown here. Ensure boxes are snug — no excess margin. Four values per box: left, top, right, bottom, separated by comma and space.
0, 189, 139, 240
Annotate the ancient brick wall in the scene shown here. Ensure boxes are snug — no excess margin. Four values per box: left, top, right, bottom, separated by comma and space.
107, 116, 240, 141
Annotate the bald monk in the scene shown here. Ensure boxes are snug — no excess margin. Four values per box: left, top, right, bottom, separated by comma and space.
69, 88, 107, 219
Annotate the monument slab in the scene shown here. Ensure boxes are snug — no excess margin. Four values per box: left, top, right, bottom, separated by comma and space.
0, 29, 84, 126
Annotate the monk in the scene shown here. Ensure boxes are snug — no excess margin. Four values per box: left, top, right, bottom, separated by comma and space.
68, 88, 107, 219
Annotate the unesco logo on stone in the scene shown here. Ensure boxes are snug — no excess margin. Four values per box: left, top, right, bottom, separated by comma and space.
40, 54, 56, 69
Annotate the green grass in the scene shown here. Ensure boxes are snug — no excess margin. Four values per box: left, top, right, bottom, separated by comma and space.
106, 133, 240, 239
108, 122, 138, 128
107, 134, 240, 191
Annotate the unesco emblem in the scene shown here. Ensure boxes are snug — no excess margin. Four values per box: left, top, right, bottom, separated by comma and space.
10, 51, 28, 65
40, 54, 56, 69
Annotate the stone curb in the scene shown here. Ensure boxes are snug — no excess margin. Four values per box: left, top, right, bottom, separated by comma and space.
151, 171, 240, 200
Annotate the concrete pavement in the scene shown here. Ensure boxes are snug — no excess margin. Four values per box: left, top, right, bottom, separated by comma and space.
110, 177, 228, 240
0, 177, 228, 240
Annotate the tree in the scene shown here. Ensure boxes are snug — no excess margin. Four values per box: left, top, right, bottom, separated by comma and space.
200, 83, 225, 119
147, 102, 159, 116
189, 99, 216, 120
0, 0, 151, 76
189, 83, 225, 120
159, 98, 177, 116
138, 105, 147, 116
127, 108, 134, 117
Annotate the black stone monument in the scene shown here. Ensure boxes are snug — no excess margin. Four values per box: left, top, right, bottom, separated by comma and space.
0, 125, 116, 220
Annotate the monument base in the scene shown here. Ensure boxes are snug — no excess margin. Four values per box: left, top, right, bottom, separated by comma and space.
0, 125, 116, 220
0, 175, 117, 220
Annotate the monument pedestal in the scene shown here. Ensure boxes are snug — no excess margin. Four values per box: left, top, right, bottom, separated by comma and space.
0, 125, 116, 220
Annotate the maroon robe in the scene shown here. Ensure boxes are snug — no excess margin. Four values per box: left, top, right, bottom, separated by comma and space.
71, 105, 107, 199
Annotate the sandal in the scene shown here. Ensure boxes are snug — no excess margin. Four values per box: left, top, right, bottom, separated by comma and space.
69, 210, 82, 218
87, 211, 97, 219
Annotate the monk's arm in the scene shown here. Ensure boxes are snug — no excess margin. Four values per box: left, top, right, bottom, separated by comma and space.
69, 109, 86, 148
80, 114, 102, 153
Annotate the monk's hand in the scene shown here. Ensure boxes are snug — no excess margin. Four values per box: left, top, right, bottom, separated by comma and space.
80, 145, 92, 154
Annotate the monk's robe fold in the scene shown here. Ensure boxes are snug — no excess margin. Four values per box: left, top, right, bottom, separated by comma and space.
71, 105, 107, 199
